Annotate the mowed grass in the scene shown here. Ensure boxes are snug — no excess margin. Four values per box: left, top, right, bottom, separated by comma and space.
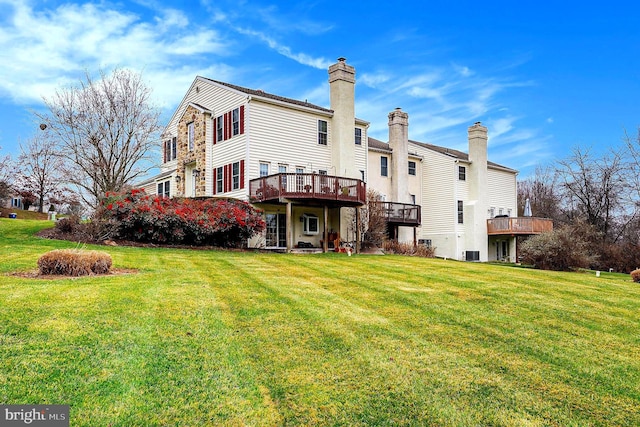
1, 219, 639, 426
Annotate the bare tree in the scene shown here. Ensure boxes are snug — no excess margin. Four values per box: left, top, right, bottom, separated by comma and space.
0, 147, 11, 201
16, 133, 66, 212
555, 146, 627, 243
517, 165, 563, 222
35, 69, 161, 206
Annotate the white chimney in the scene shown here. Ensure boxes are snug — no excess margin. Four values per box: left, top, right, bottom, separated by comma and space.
388, 107, 411, 203
328, 57, 356, 178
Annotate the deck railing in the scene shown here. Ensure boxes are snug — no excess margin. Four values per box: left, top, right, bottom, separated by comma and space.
487, 217, 553, 235
371, 201, 421, 226
249, 173, 366, 205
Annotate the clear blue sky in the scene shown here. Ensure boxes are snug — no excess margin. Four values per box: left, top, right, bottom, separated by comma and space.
0, 0, 638, 178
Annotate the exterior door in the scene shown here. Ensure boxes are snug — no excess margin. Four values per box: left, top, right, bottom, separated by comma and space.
265, 213, 286, 248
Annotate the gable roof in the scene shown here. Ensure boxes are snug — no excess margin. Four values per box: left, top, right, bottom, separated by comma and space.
367, 137, 517, 173
201, 77, 334, 114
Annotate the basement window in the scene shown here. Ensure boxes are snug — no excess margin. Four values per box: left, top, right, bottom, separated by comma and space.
302, 214, 319, 235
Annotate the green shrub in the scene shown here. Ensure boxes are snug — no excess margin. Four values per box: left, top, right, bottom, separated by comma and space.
631, 269, 640, 283
37, 249, 112, 276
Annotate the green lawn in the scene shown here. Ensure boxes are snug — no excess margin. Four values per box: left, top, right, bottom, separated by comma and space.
1, 219, 639, 426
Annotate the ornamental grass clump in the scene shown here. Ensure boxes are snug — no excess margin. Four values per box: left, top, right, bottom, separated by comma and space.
631, 269, 640, 283
38, 249, 112, 276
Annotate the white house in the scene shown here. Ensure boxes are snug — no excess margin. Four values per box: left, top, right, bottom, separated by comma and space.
140, 58, 551, 260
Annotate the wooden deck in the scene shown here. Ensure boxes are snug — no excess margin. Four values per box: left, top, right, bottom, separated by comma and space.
371, 201, 421, 226
487, 217, 553, 235
249, 173, 366, 206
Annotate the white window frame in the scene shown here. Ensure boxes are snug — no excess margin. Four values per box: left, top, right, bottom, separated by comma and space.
355, 128, 362, 145
318, 120, 328, 145
381, 156, 388, 177
188, 122, 195, 151
408, 161, 416, 176
232, 108, 240, 136
232, 161, 240, 190
216, 167, 223, 193
259, 162, 270, 177
303, 214, 319, 235
216, 115, 223, 141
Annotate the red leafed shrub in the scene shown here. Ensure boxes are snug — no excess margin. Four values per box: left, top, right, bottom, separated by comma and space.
95, 189, 265, 247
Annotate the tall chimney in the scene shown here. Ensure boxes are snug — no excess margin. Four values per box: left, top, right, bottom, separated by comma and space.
388, 108, 411, 203
328, 57, 356, 177
465, 122, 489, 261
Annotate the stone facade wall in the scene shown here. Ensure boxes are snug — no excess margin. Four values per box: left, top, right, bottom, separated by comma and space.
176, 105, 208, 196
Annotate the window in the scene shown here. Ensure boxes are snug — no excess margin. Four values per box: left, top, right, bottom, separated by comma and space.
489, 207, 495, 218
164, 138, 177, 162
457, 200, 464, 224
381, 156, 388, 177
410, 194, 416, 205
11, 198, 21, 208
318, 120, 328, 145
232, 161, 240, 190
360, 170, 365, 181
279, 165, 287, 189
232, 108, 240, 136
216, 115, 223, 142
408, 161, 416, 176
260, 162, 270, 177
355, 128, 362, 145
458, 165, 466, 181
499, 208, 504, 216
296, 167, 305, 191
188, 122, 194, 151
216, 167, 223, 194
303, 214, 319, 235
157, 181, 170, 198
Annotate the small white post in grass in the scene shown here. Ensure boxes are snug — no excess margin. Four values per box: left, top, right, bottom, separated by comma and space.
596, 271, 601, 277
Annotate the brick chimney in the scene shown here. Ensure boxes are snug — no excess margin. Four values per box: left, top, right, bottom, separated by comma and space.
328, 57, 356, 178
388, 108, 411, 203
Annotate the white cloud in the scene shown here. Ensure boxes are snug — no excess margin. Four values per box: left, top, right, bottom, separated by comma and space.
0, 1, 230, 103
234, 27, 332, 69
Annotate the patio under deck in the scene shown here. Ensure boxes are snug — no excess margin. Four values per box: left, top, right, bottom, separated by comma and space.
249, 173, 366, 253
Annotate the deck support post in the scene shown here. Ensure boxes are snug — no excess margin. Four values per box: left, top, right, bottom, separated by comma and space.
286, 202, 292, 253
323, 205, 329, 253
355, 206, 361, 254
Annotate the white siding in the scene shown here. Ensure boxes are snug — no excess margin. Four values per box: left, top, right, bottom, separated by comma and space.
487, 167, 517, 216
247, 100, 333, 179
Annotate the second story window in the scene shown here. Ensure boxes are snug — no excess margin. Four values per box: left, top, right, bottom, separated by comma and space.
355, 128, 362, 145
457, 200, 464, 224
381, 156, 388, 177
188, 122, 194, 151
458, 165, 466, 181
408, 161, 416, 176
216, 115, 223, 142
232, 108, 240, 136
260, 162, 270, 177
318, 120, 328, 145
